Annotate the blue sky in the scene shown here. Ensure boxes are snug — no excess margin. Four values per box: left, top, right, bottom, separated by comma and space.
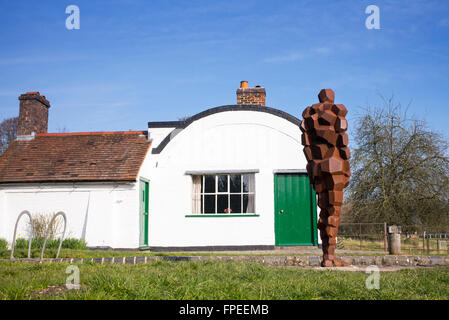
0, 0, 448, 140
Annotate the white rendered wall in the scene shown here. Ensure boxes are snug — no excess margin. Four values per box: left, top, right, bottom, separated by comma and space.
148, 127, 176, 149
0, 189, 6, 244
0, 183, 139, 248
141, 110, 318, 247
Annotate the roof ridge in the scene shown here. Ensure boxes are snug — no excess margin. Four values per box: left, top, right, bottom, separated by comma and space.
36, 131, 147, 137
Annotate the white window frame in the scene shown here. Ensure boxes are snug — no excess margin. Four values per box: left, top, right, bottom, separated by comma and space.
192, 173, 256, 215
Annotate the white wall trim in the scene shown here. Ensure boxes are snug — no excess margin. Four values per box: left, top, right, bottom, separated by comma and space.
185, 169, 260, 175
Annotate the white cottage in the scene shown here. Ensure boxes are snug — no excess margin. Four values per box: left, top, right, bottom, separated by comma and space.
0, 82, 319, 250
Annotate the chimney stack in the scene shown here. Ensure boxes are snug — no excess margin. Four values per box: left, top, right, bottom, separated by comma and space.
17, 92, 50, 136
236, 81, 266, 106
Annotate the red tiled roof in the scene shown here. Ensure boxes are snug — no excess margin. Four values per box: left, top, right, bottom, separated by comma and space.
0, 131, 151, 183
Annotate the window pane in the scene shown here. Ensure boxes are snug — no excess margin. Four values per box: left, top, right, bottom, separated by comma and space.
230, 175, 241, 193
217, 175, 228, 192
243, 194, 255, 213
230, 194, 241, 213
242, 174, 255, 193
217, 195, 228, 214
204, 175, 215, 193
204, 195, 216, 213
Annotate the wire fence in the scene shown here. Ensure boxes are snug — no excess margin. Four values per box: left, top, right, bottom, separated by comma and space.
337, 223, 449, 254
338, 223, 387, 252
401, 225, 449, 255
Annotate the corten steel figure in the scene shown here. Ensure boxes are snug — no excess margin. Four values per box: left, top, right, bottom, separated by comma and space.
300, 89, 351, 267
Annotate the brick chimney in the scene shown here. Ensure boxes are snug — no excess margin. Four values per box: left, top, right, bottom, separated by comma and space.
17, 92, 50, 136
236, 81, 266, 106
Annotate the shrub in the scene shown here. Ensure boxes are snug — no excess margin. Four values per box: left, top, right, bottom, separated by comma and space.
14, 237, 86, 249
0, 238, 8, 250
62, 238, 87, 249
29, 212, 63, 239
14, 238, 30, 249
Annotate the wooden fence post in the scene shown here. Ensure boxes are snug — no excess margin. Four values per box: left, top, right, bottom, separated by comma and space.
422, 226, 426, 254
359, 223, 362, 250
437, 236, 440, 254
384, 222, 387, 252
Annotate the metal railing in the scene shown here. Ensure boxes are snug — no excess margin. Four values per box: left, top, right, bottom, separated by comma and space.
10, 210, 34, 259
401, 225, 449, 255
40, 211, 67, 261
338, 222, 388, 251
10, 210, 67, 261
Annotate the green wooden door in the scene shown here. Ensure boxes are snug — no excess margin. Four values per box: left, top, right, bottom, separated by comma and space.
139, 180, 149, 247
274, 173, 317, 246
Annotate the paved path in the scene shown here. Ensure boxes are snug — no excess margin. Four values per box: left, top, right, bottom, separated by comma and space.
306, 265, 427, 272
2, 254, 448, 268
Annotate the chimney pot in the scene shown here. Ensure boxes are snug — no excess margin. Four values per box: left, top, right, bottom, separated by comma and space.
240, 81, 248, 88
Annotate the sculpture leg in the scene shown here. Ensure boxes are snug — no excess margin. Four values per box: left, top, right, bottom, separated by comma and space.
318, 195, 349, 267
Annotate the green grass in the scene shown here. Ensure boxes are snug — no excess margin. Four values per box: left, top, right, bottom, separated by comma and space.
0, 261, 448, 300
338, 237, 386, 251
4, 248, 321, 259
12, 238, 87, 250
3, 248, 286, 259
2, 247, 448, 260
0, 239, 7, 250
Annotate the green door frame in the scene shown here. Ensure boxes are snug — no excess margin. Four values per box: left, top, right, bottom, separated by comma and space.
139, 179, 150, 247
274, 173, 318, 246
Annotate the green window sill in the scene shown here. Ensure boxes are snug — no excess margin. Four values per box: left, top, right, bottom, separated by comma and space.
185, 214, 260, 218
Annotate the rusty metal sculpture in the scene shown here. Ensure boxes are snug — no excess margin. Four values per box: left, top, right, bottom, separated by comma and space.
300, 89, 351, 267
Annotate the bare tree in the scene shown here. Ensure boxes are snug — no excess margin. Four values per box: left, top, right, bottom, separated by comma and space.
57, 126, 68, 133
178, 115, 191, 122
0, 117, 18, 154
346, 96, 449, 227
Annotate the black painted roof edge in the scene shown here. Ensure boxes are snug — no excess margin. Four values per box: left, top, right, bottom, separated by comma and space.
149, 105, 301, 154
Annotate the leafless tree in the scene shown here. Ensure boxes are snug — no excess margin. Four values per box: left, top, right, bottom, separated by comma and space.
178, 115, 191, 122
345, 96, 449, 228
57, 126, 68, 133
0, 117, 18, 154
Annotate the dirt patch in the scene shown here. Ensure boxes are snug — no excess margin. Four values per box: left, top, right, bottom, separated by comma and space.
26, 284, 87, 298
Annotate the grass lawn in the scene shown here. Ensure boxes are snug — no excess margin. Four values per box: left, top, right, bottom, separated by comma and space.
2, 248, 324, 259
0, 260, 448, 300
2, 248, 200, 259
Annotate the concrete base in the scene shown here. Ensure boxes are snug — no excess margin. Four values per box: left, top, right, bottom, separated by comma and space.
3, 254, 449, 267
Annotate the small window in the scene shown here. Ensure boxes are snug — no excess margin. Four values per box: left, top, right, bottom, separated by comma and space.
192, 174, 255, 214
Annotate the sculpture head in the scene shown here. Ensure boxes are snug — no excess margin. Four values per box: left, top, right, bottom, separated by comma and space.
318, 89, 335, 104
